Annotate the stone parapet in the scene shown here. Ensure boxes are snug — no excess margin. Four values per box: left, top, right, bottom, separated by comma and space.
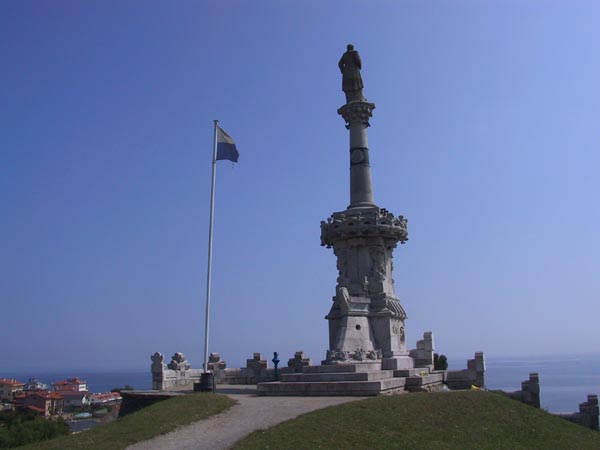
207, 353, 227, 371
287, 351, 312, 373
504, 373, 540, 408
151, 352, 202, 391
445, 352, 486, 390
409, 332, 435, 369
151, 351, 313, 390
504, 374, 598, 431
556, 395, 599, 431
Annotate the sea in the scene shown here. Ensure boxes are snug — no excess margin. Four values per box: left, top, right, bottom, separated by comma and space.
449, 353, 600, 413
4, 353, 599, 414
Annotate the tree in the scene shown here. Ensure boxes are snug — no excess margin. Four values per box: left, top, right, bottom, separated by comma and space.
434, 353, 448, 370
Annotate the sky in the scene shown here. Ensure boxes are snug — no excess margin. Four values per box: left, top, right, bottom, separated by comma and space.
2, 1, 599, 373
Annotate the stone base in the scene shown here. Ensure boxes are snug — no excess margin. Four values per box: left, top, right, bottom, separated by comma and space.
405, 372, 445, 392
257, 378, 405, 396
257, 361, 442, 397
381, 356, 414, 370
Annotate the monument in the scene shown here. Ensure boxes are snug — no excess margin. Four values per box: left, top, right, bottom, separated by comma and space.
256, 45, 448, 396
151, 46, 486, 396
323, 44, 412, 370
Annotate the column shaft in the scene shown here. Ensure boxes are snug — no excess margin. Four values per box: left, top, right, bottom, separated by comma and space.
349, 122, 374, 208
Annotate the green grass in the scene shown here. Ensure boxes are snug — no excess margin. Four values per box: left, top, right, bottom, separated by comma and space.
234, 391, 600, 450
17, 393, 235, 450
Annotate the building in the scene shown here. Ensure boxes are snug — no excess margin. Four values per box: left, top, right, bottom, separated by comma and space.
54, 385, 89, 410
89, 392, 121, 407
52, 377, 87, 392
23, 378, 48, 391
0, 378, 25, 401
13, 391, 64, 417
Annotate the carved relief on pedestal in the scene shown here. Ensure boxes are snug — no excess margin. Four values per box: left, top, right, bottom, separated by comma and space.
326, 348, 383, 363
335, 286, 351, 313
334, 248, 348, 288
368, 245, 387, 294
393, 325, 406, 344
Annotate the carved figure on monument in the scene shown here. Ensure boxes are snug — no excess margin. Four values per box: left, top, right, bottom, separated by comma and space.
327, 349, 349, 362
353, 348, 365, 361
335, 249, 348, 286
336, 286, 351, 313
338, 44, 364, 103
369, 246, 386, 281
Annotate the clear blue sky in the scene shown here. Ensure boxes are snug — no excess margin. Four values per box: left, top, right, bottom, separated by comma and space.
2, 1, 599, 372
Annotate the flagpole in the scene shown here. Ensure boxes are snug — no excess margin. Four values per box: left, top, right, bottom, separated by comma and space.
203, 119, 219, 373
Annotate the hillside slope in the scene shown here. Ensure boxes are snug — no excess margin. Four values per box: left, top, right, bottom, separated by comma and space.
234, 390, 600, 450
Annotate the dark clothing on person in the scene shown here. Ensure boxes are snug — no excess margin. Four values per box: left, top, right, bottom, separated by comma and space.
338, 50, 363, 93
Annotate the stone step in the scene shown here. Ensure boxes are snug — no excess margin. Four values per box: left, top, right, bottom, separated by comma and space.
405, 373, 445, 392
257, 377, 406, 397
393, 367, 432, 377
303, 363, 382, 374
280, 370, 395, 383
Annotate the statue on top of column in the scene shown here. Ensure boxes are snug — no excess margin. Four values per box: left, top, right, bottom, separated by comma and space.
338, 44, 365, 103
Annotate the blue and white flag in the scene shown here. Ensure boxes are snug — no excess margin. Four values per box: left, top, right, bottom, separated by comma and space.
216, 126, 239, 163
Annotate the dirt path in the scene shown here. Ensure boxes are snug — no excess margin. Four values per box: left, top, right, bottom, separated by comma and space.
126, 385, 363, 450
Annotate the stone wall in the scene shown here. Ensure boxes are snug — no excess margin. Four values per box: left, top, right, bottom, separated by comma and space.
408, 332, 434, 368
151, 352, 202, 391
119, 391, 183, 417
503, 374, 599, 431
151, 351, 313, 390
445, 352, 485, 390
504, 373, 540, 408
557, 395, 599, 431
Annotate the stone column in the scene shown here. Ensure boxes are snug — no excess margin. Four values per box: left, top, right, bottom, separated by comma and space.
338, 101, 377, 210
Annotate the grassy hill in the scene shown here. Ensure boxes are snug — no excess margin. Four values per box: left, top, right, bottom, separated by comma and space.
13, 390, 599, 450
234, 390, 600, 450
16, 393, 234, 450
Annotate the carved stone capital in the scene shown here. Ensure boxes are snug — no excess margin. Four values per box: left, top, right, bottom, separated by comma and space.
321, 207, 408, 248
337, 101, 376, 126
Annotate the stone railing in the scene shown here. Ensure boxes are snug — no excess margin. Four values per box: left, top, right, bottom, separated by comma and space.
151, 352, 202, 391
503, 373, 598, 431
151, 351, 313, 390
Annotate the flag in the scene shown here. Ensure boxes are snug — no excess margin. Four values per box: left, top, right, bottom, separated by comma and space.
216, 126, 239, 163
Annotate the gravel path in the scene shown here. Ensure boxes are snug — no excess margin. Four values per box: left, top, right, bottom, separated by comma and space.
126, 385, 364, 450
